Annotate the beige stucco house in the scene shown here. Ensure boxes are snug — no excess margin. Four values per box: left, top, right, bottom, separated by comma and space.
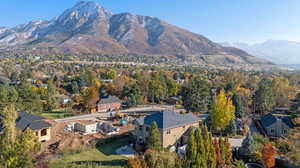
134, 110, 207, 148
16, 112, 52, 142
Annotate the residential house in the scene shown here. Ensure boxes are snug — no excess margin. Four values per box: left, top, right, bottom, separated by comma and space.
16, 112, 52, 142
134, 110, 206, 148
73, 120, 98, 135
55, 94, 71, 107
259, 113, 293, 137
97, 96, 121, 112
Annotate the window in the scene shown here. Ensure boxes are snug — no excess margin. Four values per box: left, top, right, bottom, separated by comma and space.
41, 129, 47, 136
139, 125, 143, 131
35, 132, 38, 136
282, 130, 287, 134
146, 127, 150, 132
167, 130, 171, 134
270, 129, 274, 133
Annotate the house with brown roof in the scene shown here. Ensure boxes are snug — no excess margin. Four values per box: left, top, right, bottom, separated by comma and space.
134, 110, 207, 148
97, 96, 121, 112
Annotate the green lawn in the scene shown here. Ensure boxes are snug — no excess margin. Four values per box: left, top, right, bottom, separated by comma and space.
49, 136, 133, 168
40, 109, 74, 119
49, 148, 127, 168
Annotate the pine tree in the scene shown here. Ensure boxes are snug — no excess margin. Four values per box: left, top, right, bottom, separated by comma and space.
195, 129, 207, 168
147, 122, 162, 151
207, 131, 217, 168
185, 129, 197, 167
232, 92, 245, 118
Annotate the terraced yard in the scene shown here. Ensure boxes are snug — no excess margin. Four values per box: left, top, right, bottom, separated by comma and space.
49, 135, 133, 168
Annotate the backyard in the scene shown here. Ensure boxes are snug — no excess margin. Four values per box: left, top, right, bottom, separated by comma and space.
49, 135, 133, 168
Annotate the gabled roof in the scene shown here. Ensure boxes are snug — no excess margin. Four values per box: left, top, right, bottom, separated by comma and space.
143, 110, 202, 130
261, 113, 293, 128
16, 112, 51, 131
97, 96, 121, 105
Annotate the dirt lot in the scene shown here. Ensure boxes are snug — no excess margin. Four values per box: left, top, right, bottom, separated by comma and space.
41, 119, 135, 154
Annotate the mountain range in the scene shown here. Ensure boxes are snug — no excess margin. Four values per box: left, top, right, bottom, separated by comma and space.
221, 40, 300, 65
0, 1, 271, 65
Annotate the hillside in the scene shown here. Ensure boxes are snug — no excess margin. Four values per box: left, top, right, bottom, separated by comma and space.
0, 1, 271, 65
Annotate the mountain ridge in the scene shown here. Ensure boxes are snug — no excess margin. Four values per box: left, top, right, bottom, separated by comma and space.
0, 1, 271, 65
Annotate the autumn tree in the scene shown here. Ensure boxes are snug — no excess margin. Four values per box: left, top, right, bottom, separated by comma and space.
147, 122, 162, 151
211, 89, 235, 131
271, 77, 295, 107
82, 87, 99, 112
165, 77, 179, 97
148, 72, 167, 103
127, 156, 148, 168
44, 82, 59, 112
262, 143, 276, 168
253, 79, 275, 114
224, 137, 233, 164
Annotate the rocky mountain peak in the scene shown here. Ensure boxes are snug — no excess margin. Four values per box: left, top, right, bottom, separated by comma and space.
0, 1, 272, 66
57, 1, 112, 23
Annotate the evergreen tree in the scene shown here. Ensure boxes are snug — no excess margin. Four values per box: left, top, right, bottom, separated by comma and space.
147, 122, 162, 151
232, 93, 245, 118
71, 81, 79, 94
195, 129, 207, 168
17, 82, 43, 114
225, 120, 237, 136
181, 76, 212, 112
240, 133, 256, 161
185, 130, 197, 167
203, 126, 216, 168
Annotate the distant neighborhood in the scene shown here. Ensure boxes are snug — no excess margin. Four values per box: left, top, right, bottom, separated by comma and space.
0, 59, 300, 168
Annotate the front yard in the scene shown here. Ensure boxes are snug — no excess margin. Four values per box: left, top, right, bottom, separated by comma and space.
40, 108, 74, 119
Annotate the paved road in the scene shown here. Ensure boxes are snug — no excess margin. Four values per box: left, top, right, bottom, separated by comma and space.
55, 105, 173, 122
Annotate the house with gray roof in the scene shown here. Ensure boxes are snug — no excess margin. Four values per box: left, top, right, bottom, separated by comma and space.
259, 113, 293, 137
134, 110, 206, 148
97, 96, 121, 112
1, 112, 52, 142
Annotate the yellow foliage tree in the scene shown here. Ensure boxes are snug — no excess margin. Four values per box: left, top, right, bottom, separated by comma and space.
211, 89, 235, 131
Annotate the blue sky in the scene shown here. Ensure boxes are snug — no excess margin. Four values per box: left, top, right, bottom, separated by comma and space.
1, 0, 299, 43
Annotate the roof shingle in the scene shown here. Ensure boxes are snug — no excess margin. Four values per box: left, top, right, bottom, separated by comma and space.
143, 110, 202, 130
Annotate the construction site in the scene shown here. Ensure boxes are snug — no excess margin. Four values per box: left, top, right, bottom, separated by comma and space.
41, 111, 136, 154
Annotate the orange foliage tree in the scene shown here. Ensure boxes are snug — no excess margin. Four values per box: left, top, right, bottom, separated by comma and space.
262, 143, 276, 168
127, 156, 148, 168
